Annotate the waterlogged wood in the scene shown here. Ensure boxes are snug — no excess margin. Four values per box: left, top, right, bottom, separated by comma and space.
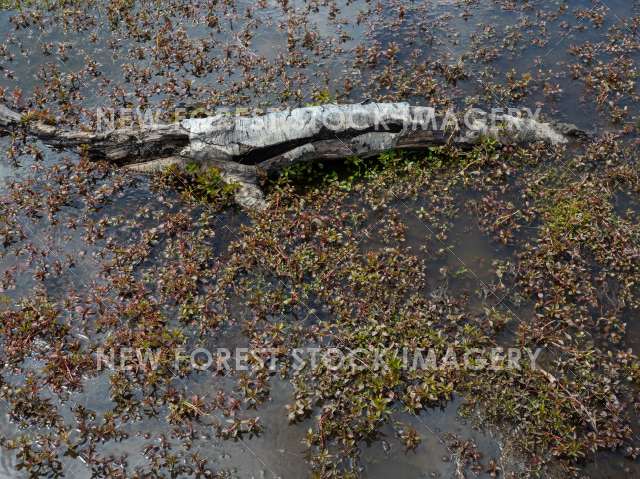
0, 104, 21, 127
0, 102, 584, 208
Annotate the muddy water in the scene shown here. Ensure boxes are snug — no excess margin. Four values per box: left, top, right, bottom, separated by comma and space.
1, 0, 640, 477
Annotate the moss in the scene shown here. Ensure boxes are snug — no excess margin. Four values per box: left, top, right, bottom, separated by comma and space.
543, 196, 593, 240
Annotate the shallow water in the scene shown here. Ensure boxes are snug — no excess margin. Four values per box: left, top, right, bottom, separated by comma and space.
1, 0, 640, 477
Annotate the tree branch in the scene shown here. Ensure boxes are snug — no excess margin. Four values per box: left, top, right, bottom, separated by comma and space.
1, 103, 586, 209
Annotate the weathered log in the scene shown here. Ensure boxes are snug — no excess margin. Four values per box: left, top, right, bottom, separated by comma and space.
0, 103, 584, 209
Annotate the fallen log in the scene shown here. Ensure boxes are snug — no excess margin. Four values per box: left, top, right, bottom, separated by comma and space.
0, 103, 585, 209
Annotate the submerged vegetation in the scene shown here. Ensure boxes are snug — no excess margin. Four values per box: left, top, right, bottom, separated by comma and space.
0, 0, 639, 478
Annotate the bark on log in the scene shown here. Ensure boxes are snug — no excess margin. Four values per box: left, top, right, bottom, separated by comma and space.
0, 103, 585, 209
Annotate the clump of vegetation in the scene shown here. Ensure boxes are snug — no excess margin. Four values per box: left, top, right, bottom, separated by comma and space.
20, 109, 56, 126
543, 195, 593, 241
306, 88, 334, 106
154, 162, 238, 209
271, 146, 470, 194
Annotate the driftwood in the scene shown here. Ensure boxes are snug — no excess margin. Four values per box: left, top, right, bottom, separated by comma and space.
0, 103, 585, 209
